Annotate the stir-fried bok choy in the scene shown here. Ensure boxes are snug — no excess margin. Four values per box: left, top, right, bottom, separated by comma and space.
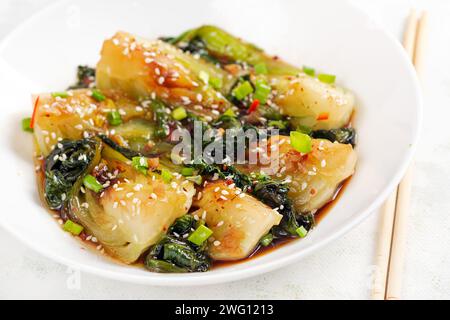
29, 25, 357, 273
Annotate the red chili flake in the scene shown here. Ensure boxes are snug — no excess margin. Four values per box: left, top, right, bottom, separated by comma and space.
30, 95, 40, 129
248, 99, 260, 114
317, 112, 329, 121
225, 179, 234, 185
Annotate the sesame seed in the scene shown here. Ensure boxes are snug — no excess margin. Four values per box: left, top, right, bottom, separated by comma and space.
217, 221, 224, 227
213, 240, 221, 246
321, 159, 327, 167
126, 192, 134, 198
150, 193, 157, 200
158, 76, 165, 85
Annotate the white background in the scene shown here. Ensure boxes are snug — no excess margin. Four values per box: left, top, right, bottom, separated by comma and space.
0, 0, 449, 299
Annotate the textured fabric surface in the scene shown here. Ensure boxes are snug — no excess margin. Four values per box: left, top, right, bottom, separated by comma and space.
0, 0, 449, 299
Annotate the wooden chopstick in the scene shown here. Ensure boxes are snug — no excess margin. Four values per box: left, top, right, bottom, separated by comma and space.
371, 10, 427, 300
385, 11, 428, 300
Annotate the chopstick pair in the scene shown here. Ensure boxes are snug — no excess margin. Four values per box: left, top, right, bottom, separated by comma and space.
371, 10, 428, 300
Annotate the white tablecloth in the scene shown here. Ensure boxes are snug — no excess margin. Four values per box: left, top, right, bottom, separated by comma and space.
1, 0, 449, 299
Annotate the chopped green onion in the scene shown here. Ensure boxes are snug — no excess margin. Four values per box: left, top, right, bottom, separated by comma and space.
181, 167, 194, 176
317, 73, 336, 84
268, 120, 287, 130
22, 117, 33, 132
254, 63, 268, 75
107, 110, 122, 126
199, 70, 209, 84
91, 89, 106, 102
161, 168, 173, 183
296, 226, 308, 238
132, 156, 148, 175
83, 174, 103, 193
253, 78, 271, 104
63, 220, 84, 236
188, 224, 213, 246
172, 106, 187, 121
51, 92, 68, 98
303, 66, 315, 76
297, 125, 312, 135
290, 131, 312, 154
232, 81, 253, 100
209, 77, 222, 89
260, 233, 273, 246
186, 175, 203, 185
223, 108, 237, 118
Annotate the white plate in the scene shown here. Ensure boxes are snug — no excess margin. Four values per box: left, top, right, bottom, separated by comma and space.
0, 0, 421, 286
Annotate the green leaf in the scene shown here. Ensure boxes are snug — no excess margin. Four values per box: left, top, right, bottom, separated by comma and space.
51, 92, 68, 98
63, 220, 84, 236
254, 63, 268, 75
83, 174, 103, 193
188, 225, 213, 245
107, 110, 122, 126
91, 89, 106, 102
317, 73, 336, 84
296, 226, 308, 238
290, 131, 312, 154
232, 81, 253, 100
302, 66, 315, 76
22, 117, 33, 132
172, 106, 188, 121
161, 169, 173, 183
